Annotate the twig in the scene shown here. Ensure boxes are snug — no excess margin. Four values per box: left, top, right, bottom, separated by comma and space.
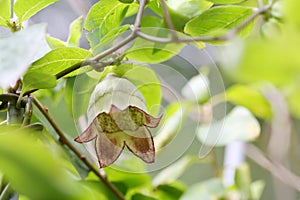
159, 0, 179, 41
32, 96, 125, 200
246, 144, 300, 191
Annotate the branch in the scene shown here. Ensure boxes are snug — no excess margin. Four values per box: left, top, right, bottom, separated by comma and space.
32, 96, 125, 200
159, 0, 178, 41
246, 144, 300, 191
55, 0, 147, 79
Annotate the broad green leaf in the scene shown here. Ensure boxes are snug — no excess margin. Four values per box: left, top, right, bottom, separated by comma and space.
184, 6, 254, 37
67, 16, 83, 47
92, 25, 130, 55
104, 167, 151, 189
27, 47, 91, 77
125, 28, 185, 63
0, 0, 11, 27
166, 0, 213, 18
197, 106, 260, 146
152, 156, 196, 186
22, 71, 56, 94
13, 0, 59, 22
46, 35, 66, 49
226, 84, 272, 119
0, 128, 84, 200
155, 182, 186, 200
0, 24, 49, 89
285, 0, 300, 28
180, 178, 225, 200
80, 179, 119, 200
222, 34, 300, 86
84, 0, 137, 46
113, 64, 162, 116
131, 193, 158, 200
207, 0, 244, 4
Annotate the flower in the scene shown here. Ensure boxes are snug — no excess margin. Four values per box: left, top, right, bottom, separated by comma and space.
74, 75, 161, 168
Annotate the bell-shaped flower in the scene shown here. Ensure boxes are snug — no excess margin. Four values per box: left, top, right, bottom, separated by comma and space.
74, 75, 161, 168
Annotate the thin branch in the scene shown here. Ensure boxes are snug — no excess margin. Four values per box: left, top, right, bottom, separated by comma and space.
159, 0, 179, 41
32, 96, 125, 200
246, 144, 300, 191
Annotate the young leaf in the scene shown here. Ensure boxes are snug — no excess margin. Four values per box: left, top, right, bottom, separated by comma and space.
184, 6, 254, 37
46, 35, 66, 49
113, 64, 162, 116
197, 106, 260, 146
226, 84, 272, 119
13, 0, 59, 22
27, 47, 91, 77
0, 24, 49, 89
0, 0, 11, 27
125, 28, 185, 63
67, 16, 83, 47
207, 0, 244, 4
22, 71, 57, 94
84, 0, 137, 45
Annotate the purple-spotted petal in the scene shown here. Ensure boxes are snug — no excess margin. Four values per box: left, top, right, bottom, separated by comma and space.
95, 132, 125, 168
125, 126, 155, 163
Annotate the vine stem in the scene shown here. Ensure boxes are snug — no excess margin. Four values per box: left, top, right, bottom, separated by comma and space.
32, 98, 125, 200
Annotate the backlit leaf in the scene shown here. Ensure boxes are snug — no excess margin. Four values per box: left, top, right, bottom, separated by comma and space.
0, 0, 11, 27
184, 6, 254, 38
14, 0, 59, 22
22, 71, 56, 94
67, 16, 83, 47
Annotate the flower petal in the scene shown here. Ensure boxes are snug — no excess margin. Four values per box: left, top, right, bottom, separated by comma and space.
95, 132, 125, 168
129, 106, 162, 128
125, 126, 155, 163
74, 121, 97, 143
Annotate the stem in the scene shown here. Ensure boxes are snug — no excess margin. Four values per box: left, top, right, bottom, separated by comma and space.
32, 96, 125, 200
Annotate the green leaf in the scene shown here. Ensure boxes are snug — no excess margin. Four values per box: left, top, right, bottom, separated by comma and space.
46, 35, 66, 49
27, 47, 91, 77
92, 25, 130, 55
166, 0, 213, 18
207, 0, 244, 4
22, 71, 57, 94
180, 178, 225, 200
222, 35, 300, 86
184, 6, 254, 37
250, 180, 265, 200
197, 106, 260, 146
285, 0, 300, 28
13, 0, 59, 22
0, 24, 49, 89
84, 0, 137, 45
125, 28, 185, 63
131, 193, 158, 200
0, 0, 11, 27
155, 182, 186, 200
235, 163, 251, 198
67, 16, 83, 47
113, 64, 162, 116
152, 156, 196, 186
0, 128, 84, 200
226, 84, 272, 119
